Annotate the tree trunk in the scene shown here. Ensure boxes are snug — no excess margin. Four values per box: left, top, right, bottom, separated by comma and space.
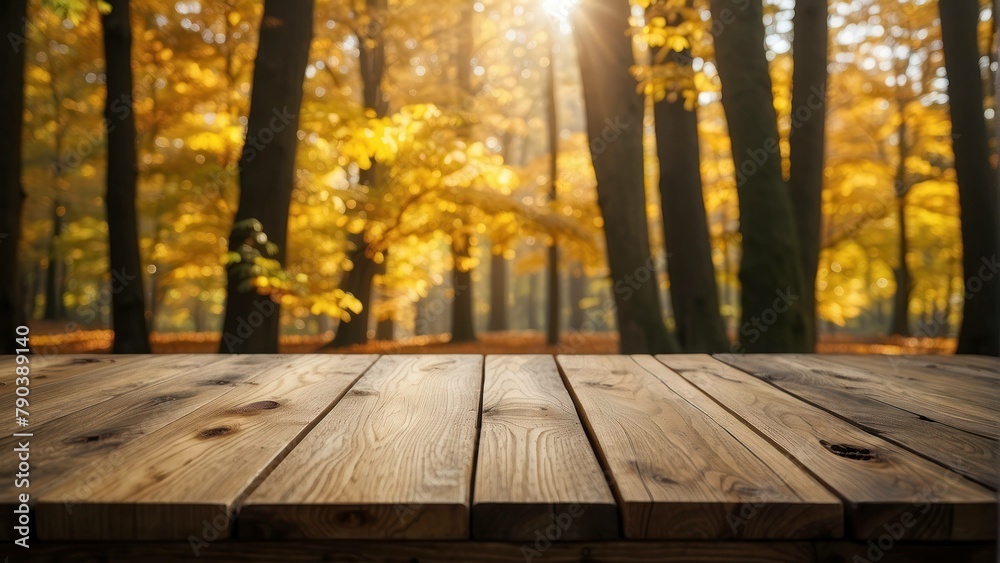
0, 0, 27, 353
940, 0, 1000, 356
451, 233, 476, 342
219, 0, 314, 353
43, 200, 64, 320
102, 0, 151, 353
709, 0, 809, 352
487, 252, 508, 331
890, 108, 912, 338
328, 232, 378, 347
449, 1, 477, 344
414, 297, 427, 336
788, 0, 828, 351
376, 317, 393, 340
329, 0, 387, 349
654, 47, 728, 353
528, 273, 540, 330
573, 0, 679, 353
568, 263, 586, 331
890, 197, 912, 337
545, 29, 560, 347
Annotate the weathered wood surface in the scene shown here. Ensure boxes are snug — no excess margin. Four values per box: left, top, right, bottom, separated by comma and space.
2, 355, 222, 426
819, 355, 999, 437
4, 353, 995, 551
35, 355, 377, 540
472, 355, 617, 540
557, 355, 842, 539
717, 354, 999, 488
240, 355, 482, 539
663, 355, 997, 540
0, 354, 295, 526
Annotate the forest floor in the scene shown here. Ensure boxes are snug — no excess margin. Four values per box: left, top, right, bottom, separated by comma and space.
28, 323, 956, 355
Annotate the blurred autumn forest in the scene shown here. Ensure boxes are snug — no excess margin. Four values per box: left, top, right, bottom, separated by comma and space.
0, 0, 997, 356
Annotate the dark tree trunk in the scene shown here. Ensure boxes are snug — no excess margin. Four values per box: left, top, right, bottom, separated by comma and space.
573, 0, 679, 353
890, 111, 912, 338
709, 0, 809, 352
546, 245, 560, 344
487, 252, 508, 331
414, 297, 427, 336
654, 47, 728, 353
545, 29, 560, 347
943, 274, 954, 337
940, 0, 1000, 356
0, 0, 27, 353
568, 262, 586, 331
788, 0, 828, 351
375, 317, 393, 340
328, 229, 379, 348
219, 0, 314, 353
329, 0, 387, 348
102, 0, 151, 353
451, 233, 476, 342
891, 198, 912, 337
528, 273, 540, 331
43, 200, 64, 320
449, 1, 477, 344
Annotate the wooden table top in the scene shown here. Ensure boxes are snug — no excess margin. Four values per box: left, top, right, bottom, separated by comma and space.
1, 353, 997, 562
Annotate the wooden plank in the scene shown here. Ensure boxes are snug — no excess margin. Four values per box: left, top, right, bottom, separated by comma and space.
949, 355, 1000, 375
0, 354, 147, 398
906, 355, 1000, 380
664, 355, 997, 540
240, 355, 483, 540
832, 355, 1000, 390
557, 355, 842, 540
20, 540, 997, 563
0, 355, 294, 501
5, 354, 146, 382
817, 355, 998, 438
0, 355, 293, 540
3, 354, 229, 427
34, 354, 377, 540
716, 354, 999, 489
471, 355, 617, 541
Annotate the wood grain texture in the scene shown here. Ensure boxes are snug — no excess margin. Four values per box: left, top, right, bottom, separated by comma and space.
472, 355, 618, 541
16, 540, 996, 563
0, 355, 294, 501
240, 355, 483, 540
928, 356, 999, 379
34, 355, 377, 540
557, 355, 842, 539
816, 355, 999, 438
665, 355, 997, 540
947, 355, 1000, 375
0, 355, 146, 394
716, 354, 999, 489
4, 354, 228, 427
